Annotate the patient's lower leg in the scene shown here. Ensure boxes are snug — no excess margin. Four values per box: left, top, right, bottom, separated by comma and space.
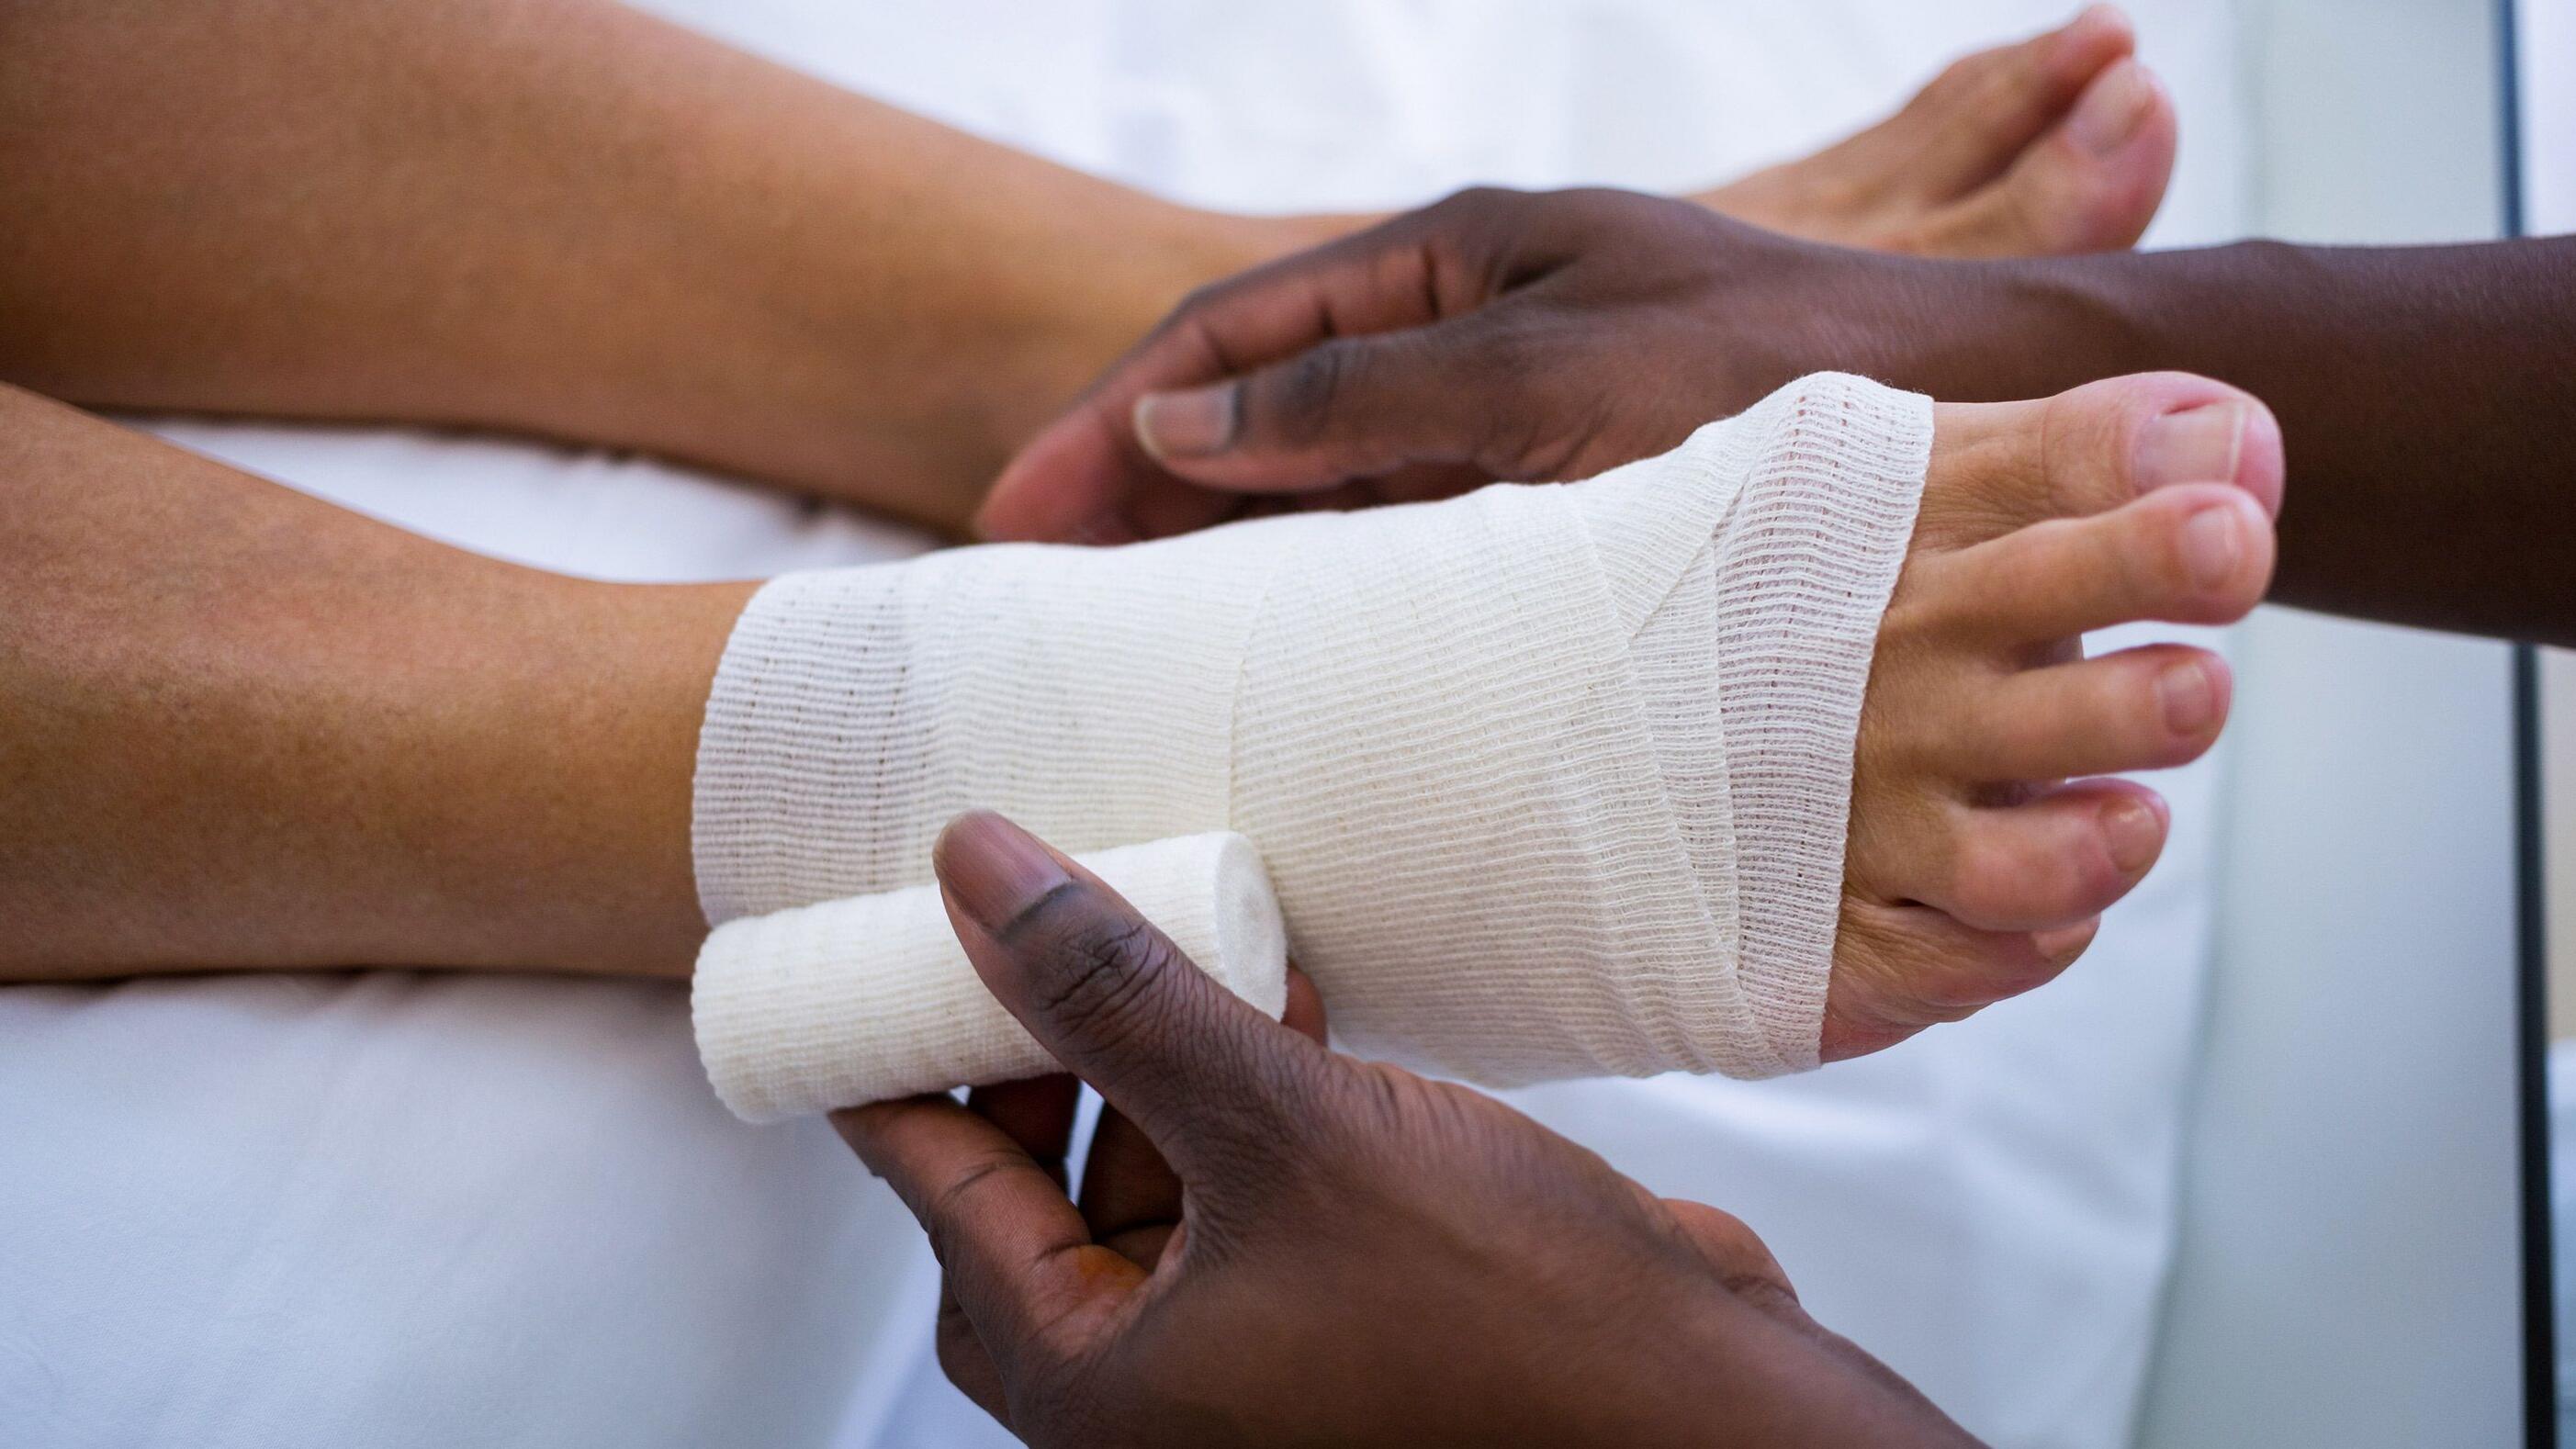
0, 384, 737, 981
695, 371, 2279, 1099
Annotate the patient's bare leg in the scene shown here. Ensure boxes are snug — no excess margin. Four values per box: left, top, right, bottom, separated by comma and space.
1697, 5, 2177, 257
0, 385, 736, 979
0, 0, 2169, 541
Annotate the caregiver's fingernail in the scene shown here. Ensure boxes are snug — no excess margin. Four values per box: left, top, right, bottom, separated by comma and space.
935, 811, 1073, 933
2132, 401, 2245, 492
1134, 386, 1239, 460
2067, 58, 2154, 156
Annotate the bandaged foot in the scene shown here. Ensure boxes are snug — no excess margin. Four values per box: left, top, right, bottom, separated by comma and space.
692, 370, 2279, 1111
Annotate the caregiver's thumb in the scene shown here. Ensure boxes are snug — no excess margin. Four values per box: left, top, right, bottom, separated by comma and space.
1131, 314, 1552, 493
932, 810, 1333, 1181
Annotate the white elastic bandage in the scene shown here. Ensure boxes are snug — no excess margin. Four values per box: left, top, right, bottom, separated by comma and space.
692, 372, 1930, 1106
693, 832, 1286, 1123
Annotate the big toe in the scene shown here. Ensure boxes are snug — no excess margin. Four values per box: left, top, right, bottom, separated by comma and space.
1919, 57, 2178, 257
1886, 5, 2141, 198
1916, 372, 2285, 549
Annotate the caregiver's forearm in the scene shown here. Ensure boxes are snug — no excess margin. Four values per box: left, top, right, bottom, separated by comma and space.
1900, 236, 2576, 643
0, 386, 732, 981
0, 0, 1288, 534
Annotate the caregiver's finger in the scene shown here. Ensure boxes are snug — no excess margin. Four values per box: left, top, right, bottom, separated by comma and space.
932, 811, 1336, 1178
943, 1073, 1078, 1422
1076, 1105, 1180, 1260
1661, 1198, 1799, 1309
830, 1094, 1126, 1354
965, 1073, 1082, 1187
932, 1281, 1014, 1429
1124, 311, 1554, 495
976, 211, 1478, 542
1079, 968, 1325, 1255
1280, 968, 1329, 1044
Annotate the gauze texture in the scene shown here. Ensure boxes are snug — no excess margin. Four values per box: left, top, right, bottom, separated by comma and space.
693, 372, 1931, 1087
694, 832, 1286, 1122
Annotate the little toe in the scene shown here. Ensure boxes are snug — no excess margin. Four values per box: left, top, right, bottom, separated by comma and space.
1920, 779, 2171, 932
1944, 644, 2234, 781
1824, 898, 2100, 1060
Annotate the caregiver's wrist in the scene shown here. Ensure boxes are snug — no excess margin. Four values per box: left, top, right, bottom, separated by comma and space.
1890, 251, 2160, 402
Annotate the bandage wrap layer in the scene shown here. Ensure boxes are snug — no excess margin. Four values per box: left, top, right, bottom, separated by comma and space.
692, 373, 1931, 1111
693, 832, 1287, 1123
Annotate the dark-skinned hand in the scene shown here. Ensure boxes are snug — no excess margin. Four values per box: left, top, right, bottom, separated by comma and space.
977, 185, 1953, 544
833, 809, 1982, 1448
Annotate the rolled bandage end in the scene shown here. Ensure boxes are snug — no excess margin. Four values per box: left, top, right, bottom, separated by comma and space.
692, 831, 1288, 1123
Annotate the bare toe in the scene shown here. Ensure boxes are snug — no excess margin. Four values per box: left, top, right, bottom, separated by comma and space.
1910, 57, 2178, 257
1952, 643, 2234, 781
1916, 373, 2285, 549
1875, 5, 2140, 197
1922, 482, 2276, 643
1933, 779, 2173, 931
1824, 900, 2098, 1060
1833, 370, 2287, 1058
1698, 6, 2146, 255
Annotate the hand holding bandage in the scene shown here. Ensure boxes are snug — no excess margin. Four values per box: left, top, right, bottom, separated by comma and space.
828, 810, 1978, 1449
697, 833, 1287, 1122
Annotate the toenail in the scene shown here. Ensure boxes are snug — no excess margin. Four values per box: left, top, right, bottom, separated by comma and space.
2067, 59, 2153, 155
2133, 401, 2246, 492
2033, 922, 2098, 968
2101, 797, 2161, 873
2180, 503, 2243, 590
2157, 659, 2217, 736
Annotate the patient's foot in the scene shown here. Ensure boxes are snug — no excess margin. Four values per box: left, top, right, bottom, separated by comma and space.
1825, 373, 2280, 1058
707, 366, 2274, 1082
1698, 6, 2177, 257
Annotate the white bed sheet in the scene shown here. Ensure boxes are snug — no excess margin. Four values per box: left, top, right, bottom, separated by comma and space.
0, 4, 2248, 1446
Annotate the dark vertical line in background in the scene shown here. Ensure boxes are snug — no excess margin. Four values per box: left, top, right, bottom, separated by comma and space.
2525, 641, 2555, 1449
2503, 2, 2554, 1443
